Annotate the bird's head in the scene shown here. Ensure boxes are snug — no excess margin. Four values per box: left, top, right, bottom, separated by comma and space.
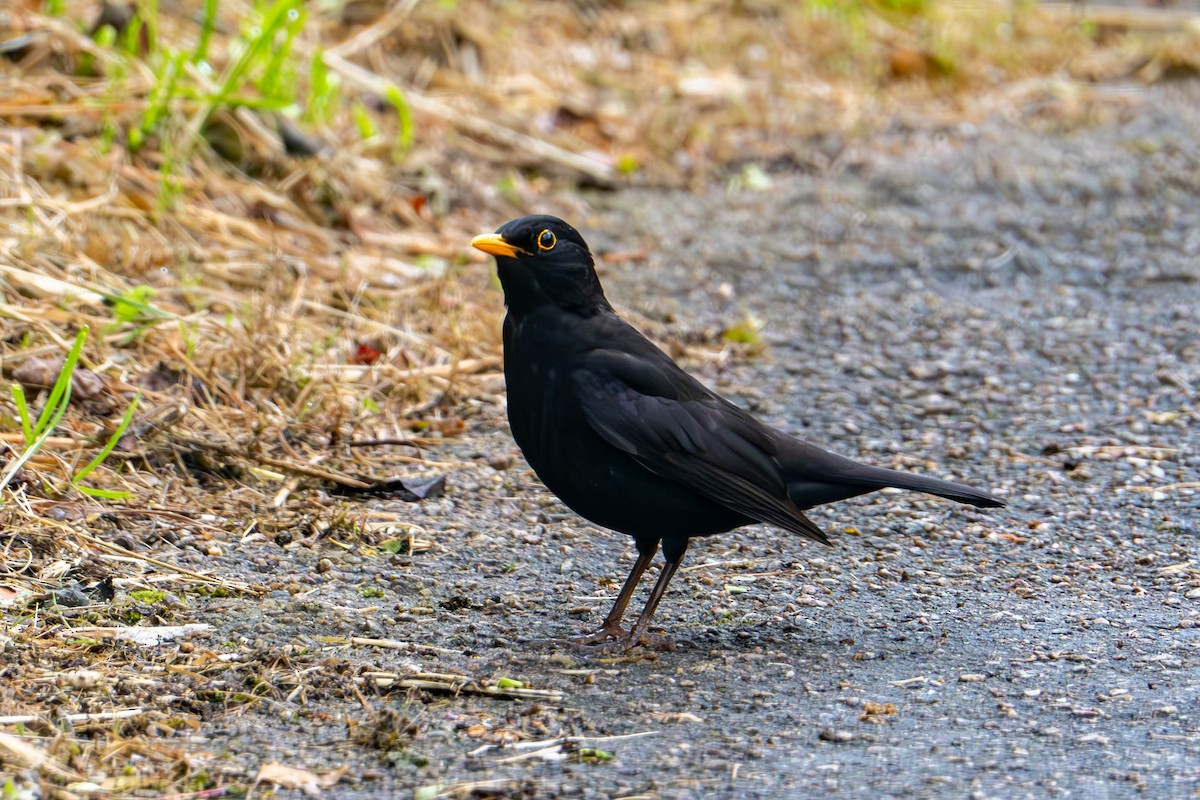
472, 215, 611, 316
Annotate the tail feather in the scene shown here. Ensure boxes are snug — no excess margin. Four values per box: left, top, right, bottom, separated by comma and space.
787, 464, 1004, 510
779, 439, 1005, 511
854, 464, 1004, 508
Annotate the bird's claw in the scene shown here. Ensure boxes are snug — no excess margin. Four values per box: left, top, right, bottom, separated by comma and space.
569, 624, 676, 653
568, 622, 629, 648
516, 625, 636, 652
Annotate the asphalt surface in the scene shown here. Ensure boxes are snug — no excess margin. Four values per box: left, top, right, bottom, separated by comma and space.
186, 81, 1200, 799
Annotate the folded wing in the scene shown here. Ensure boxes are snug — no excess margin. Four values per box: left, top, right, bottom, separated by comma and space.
572, 349, 830, 544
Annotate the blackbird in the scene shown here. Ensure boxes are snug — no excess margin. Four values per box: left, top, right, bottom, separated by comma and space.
472, 215, 1003, 648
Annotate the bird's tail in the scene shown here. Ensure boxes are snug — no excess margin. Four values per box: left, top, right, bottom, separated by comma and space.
854, 464, 1004, 508
785, 458, 1005, 510
781, 441, 1005, 510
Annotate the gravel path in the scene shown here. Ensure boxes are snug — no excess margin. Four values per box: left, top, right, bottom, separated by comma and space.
194, 82, 1199, 799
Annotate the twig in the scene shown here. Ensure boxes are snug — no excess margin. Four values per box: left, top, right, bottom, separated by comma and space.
72, 529, 260, 594
1123, 482, 1200, 493
349, 636, 465, 656
328, 0, 421, 58
471, 730, 659, 762
415, 780, 514, 800
0, 731, 84, 781
1041, 2, 1200, 31
0, 708, 146, 726
172, 433, 372, 489
0, 433, 82, 449
311, 49, 613, 183
356, 670, 564, 702
0, 263, 107, 305
344, 438, 428, 449
306, 356, 502, 383
297, 299, 433, 349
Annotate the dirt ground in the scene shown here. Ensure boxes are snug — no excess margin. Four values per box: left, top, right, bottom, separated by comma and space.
7, 78, 1200, 800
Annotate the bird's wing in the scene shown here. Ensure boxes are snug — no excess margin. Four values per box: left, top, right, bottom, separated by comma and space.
572, 349, 829, 544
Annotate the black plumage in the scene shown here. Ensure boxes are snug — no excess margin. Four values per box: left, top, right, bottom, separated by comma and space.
473, 214, 1003, 647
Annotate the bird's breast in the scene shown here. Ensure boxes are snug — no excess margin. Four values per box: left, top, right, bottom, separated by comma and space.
502, 315, 749, 540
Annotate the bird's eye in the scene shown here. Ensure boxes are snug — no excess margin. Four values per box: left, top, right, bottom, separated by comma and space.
537, 229, 556, 251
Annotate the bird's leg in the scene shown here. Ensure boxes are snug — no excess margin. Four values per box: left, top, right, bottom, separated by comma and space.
625, 540, 688, 649
571, 540, 658, 646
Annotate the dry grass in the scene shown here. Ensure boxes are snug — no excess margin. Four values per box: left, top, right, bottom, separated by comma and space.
2, 0, 1197, 794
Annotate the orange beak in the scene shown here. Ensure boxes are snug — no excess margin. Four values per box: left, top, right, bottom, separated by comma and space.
471, 233, 522, 258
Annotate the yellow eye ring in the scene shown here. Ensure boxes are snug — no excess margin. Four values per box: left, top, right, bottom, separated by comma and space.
537, 229, 556, 251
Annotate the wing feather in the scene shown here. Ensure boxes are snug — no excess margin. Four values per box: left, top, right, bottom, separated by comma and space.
572, 350, 829, 544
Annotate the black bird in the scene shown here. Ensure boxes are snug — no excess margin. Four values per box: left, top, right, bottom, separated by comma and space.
472, 215, 1004, 648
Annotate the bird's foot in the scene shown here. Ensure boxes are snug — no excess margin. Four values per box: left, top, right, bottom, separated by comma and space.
568, 621, 631, 648
519, 624, 676, 654
515, 624, 631, 651
568, 624, 676, 654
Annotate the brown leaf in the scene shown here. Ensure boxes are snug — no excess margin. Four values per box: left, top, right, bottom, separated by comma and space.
255, 762, 349, 797
333, 473, 446, 500
12, 357, 106, 401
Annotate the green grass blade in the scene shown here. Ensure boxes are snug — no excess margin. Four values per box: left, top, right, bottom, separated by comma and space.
11, 384, 33, 446
136, 0, 159, 56
384, 84, 414, 156
201, 0, 305, 129
352, 100, 377, 139
76, 486, 133, 500
0, 329, 87, 496
72, 392, 141, 489
139, 50, 185, 142
31, 328, 87, 441
193, 0, 218, 62
306, 48, 336, 124
259, 6, 305, 103
100, 286, 179, 325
